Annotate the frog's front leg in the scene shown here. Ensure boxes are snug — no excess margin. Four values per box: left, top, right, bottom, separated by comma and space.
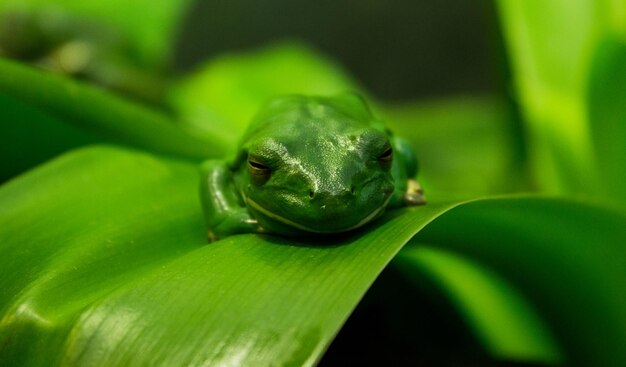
390, 136, 426, 207
199, 160, 262, 241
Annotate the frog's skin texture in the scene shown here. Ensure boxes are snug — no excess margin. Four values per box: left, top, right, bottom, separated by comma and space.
200, 94, 425, 241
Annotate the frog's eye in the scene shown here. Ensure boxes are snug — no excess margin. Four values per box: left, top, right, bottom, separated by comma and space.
248, 158, 271, 185
378, 145, 393, 170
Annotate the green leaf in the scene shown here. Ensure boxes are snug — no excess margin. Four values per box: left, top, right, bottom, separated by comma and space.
0, 145, 456, 366
168, 42, 363, 141
2, 145, 624, 365
0, 58, 229, 180
587, 36, 626, 206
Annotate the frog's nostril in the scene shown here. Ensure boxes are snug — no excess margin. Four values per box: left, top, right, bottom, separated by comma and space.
350, 185, 356, 195
308, 190, 315, 199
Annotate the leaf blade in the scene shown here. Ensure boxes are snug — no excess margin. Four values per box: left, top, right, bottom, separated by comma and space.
1, 146, 624, 365
0, 59, 232, 160
0, 145, 456, 366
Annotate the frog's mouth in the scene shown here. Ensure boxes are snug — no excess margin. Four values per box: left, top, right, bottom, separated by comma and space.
245, 196, 390, 234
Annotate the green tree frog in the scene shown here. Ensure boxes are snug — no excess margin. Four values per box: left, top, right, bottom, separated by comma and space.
200, 93, 425, 241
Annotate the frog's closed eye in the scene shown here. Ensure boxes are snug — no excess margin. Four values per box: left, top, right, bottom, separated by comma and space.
248, 157, 272, 185
378, 145, 393, 170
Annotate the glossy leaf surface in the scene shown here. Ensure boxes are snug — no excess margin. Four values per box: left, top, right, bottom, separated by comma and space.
1, 146, 624, 365
0, 146, 455, 366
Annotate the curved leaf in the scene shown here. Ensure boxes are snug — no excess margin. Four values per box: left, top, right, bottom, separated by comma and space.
0, 58, 230, 180
1, 145, 625, 365
0, 145, 456, 366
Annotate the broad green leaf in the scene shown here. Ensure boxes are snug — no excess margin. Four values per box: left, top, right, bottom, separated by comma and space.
0, 0, 193, 70
168, 42, 363, 141
0, 145, 457, 366
0, 58, 229, 180
2, 145, 625, 365
587, 36, 626, 206
495, 0, 622, 194
416, 198, 626, 366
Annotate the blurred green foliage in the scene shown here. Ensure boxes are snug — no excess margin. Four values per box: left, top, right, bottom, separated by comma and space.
0, 0, 191, 69
0, 0, 625, 366
169, 42, 363, 144
497, 0, 626, 203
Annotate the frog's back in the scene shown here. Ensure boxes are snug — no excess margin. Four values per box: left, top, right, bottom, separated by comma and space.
240, 94, 383, 147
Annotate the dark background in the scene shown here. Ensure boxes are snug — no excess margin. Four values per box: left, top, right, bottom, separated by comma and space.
174, 0, 502, 102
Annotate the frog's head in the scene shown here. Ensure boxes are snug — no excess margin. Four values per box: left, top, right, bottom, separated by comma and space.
236, 94, 396, 235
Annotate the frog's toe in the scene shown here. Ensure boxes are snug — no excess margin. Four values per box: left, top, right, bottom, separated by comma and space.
404, 179, 426, 205
207, 214, 262, 242
207, 230, 220, 243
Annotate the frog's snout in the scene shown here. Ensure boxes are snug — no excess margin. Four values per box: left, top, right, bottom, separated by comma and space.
307, 184, 355, 200
307, 186, 355, 207
306, 179, 392, 211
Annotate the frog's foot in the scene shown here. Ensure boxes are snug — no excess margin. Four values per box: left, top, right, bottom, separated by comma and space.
207, 216, 264, 242
404, 179, 426, 205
